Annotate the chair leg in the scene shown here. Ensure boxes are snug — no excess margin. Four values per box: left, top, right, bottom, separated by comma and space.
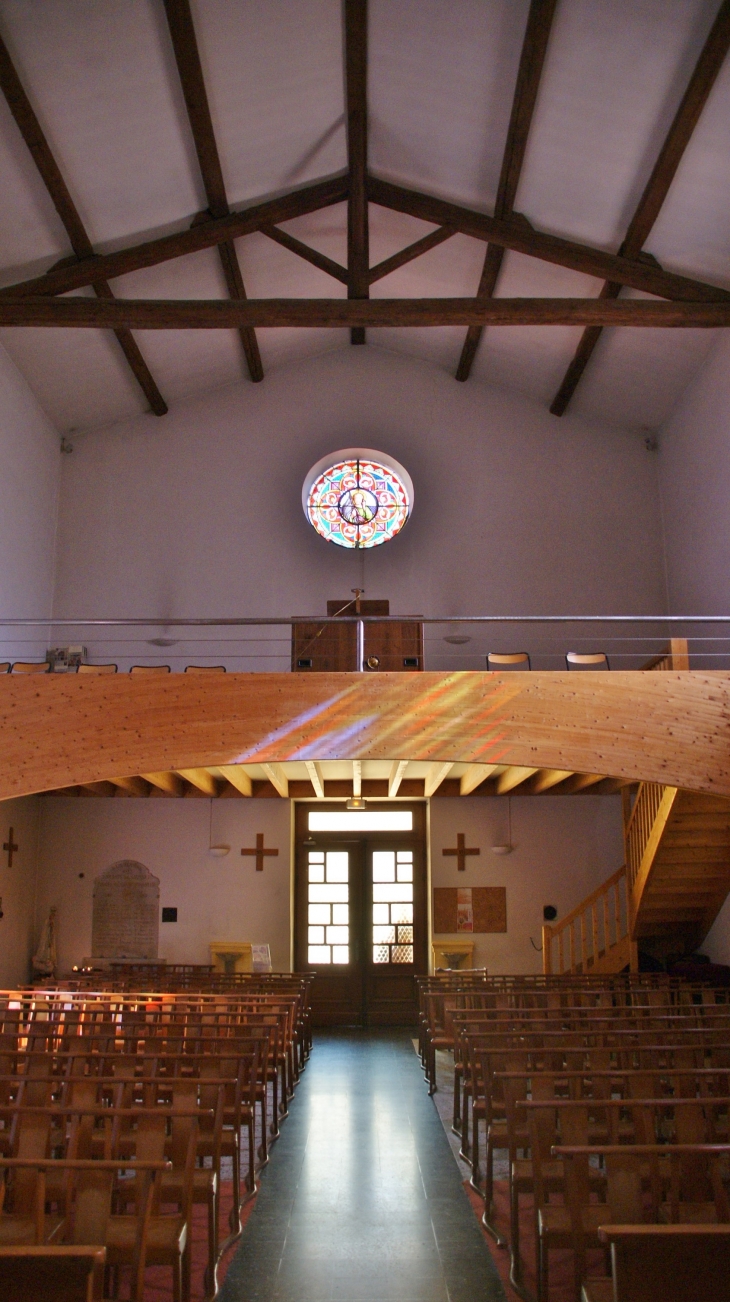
207, 1191, 217, 1296
172, 1256, 183, 1302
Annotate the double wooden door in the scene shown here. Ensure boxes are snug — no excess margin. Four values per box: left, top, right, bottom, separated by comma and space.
294, 803, 427, 1026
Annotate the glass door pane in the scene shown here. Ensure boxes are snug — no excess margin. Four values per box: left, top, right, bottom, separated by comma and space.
371, 849, 414, 964
307, 848, 350, 965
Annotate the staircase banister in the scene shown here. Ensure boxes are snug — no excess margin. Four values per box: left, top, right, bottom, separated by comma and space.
551, 864, 627, 936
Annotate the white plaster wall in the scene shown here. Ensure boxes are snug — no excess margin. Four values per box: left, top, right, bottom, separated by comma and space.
35, 793, 624, 979
36, 799, 292, 974
0, 342, 61, 662
51, 347, 666, 669
430, 796, 624, 974
0, 796, 41, 987
658, 330, 730, 620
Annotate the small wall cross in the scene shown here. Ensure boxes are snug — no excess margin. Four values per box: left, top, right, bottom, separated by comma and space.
443, 832, 479, 872
241, 833, 279, 872
3, 828, 18, 867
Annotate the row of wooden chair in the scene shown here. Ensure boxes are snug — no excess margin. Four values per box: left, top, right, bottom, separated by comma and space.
0, 980, 310, 1301
420, 972, 730, 1301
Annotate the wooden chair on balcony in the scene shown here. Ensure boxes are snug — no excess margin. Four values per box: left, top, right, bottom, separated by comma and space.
129, 665, 171, 674
0, 663, 10, 675
77, 664, 118, 674
11, 662, 50, 674
566, 651, 610, 670
487, 652, 531, 670
183, 665, 226, 673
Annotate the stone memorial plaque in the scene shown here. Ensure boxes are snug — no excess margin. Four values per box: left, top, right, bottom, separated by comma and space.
92, 860, 160, 960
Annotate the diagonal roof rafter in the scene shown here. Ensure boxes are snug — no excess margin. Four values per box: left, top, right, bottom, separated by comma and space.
0, 30, 168, 416
550, 0, 730, 417
162, 0, 263, 382
456, 0, 558, 382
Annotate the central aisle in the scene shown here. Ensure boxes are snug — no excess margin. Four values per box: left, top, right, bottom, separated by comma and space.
219, 1030, 505, 1302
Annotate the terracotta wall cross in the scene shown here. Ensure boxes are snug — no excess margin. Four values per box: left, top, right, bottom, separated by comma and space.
443, 832, 479, 872
241, 833, 279, 872
3, 828, 18, 867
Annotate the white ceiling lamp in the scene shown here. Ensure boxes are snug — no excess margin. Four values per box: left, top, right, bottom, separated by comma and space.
207, 798, 230, 857
491, 796, 513, 855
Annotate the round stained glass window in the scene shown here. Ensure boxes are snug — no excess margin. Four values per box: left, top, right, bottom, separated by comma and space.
302, 448, 413, 549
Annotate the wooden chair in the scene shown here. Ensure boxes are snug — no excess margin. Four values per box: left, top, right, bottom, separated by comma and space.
76, 665, 117, 675
0, 1244, 106, 1302
129, 665, 171, 674
183, 665, 226, 673
582, 1224, 730, 1302
11, 662, 50, 674
0, 664, 10, 675
486, 652, 531, 670
566, 651, 610, 670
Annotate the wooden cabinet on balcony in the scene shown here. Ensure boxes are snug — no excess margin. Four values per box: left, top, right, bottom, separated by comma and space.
291, 599, 423, 672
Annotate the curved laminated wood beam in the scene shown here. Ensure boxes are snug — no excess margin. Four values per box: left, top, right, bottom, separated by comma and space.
0, 671, 729, 800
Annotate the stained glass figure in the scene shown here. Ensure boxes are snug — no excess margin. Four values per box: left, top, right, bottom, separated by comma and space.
302, 448, 413, 549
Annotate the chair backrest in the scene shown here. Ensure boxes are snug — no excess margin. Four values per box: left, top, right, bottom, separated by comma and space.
602, 1225, 730, 1302
129, 665, 171, 675
184, 665, 226, 673
566, 651, 610, 670
11, 661, 50, 674
486, 652, 531, 671
77, 663, 118, 674
0, 663, 10, 674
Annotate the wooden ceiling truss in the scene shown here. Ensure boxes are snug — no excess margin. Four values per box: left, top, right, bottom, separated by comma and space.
41, 758, 631, 802
0, 1, 728, 411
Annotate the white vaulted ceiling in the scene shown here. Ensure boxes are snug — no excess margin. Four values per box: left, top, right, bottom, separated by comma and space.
0, 0, 728, 434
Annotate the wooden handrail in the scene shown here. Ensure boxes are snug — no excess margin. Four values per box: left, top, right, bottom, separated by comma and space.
641, 637, 690, 671
625, 781, 677, 901
542, 864, 634, 975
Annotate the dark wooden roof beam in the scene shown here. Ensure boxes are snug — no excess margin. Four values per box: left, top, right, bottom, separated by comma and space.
0, 30, 167, 415
1, 296, 728, 329
345, 0, 369, 343
163, 0, 262, 381
457, 0, 558, 381
261, 225, 349, 284
368, 176, 730, 304
550, 0, 730, 416
368, 226, 457, 284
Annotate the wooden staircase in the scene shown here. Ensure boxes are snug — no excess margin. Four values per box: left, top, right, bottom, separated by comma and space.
543, 782, 730, 974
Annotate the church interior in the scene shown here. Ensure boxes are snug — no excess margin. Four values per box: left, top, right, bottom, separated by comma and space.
1, 1, 730, 1299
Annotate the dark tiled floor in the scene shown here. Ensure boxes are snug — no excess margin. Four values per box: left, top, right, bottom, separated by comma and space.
219, 1029, 505, 1302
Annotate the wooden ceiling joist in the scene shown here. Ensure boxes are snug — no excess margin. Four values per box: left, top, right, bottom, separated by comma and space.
162, 0, 262, 382
496, 765, 539, 795
460, 764, 497, 796
142, 771, 185, 796
176, 768, 218, 796
0, 32, 167, 416
1, 297, 727, 329
261, 763, 288, 798
109, 776, 150, 797
456, 0, 558, 382
305, 761, 325, 799
217, 765, 252, 797
388, 760, 408, 798
345, 0, 369, 344
531, 768, 574, 794
550, 0, 730, 416
423, 762, 453, 797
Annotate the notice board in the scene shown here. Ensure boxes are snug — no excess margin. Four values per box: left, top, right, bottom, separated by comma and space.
433, 886, 507, 934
